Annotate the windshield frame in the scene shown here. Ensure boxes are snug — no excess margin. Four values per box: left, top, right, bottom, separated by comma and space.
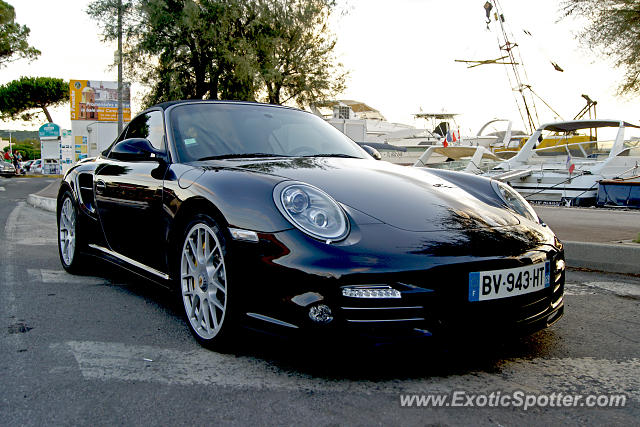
166, 101, 369, 164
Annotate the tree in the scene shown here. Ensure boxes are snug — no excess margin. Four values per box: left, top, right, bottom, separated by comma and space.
0, 77, 69, 123
4, 141, 39, 160
88, 0, 253, 105
87, 0, 346, 107
252, 0, 347, 106
0, 0, 40, 67
561, 0, 640, 94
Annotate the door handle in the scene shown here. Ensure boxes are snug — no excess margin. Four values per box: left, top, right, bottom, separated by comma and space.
95, 179, 106, 193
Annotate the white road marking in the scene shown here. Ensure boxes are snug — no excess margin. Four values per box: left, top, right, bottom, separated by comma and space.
2, 204, 27, 355
27, 269, 110, 285
565, 283, 599, 296
583, 281, 640, 297
0, 186, 5, 191
53, 340, 640, 401
5, 202, 56, 245
565, 282, 640, 297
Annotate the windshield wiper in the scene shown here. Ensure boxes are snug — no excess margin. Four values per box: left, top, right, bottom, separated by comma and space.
303, 153, 360, 158
197, 153, 292, 161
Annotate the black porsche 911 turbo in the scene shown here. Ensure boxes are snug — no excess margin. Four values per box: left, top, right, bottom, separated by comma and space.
57, 100, 564, 348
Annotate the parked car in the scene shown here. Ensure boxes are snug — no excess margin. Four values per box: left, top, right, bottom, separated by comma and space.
0, 161, 17, 177
22, 159, 35, 171
56, 100, 565, 349
30, 159, 42, 174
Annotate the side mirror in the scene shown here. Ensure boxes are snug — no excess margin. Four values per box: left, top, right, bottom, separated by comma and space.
110, 138, 163, 161
361, 144, 382, 160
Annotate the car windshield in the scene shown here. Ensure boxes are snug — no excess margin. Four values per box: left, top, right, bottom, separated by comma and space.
169, 103, 367, 162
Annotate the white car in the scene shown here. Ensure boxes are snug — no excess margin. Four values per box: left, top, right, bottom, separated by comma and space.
0, 161, 17, 177
30, 159, 43, 174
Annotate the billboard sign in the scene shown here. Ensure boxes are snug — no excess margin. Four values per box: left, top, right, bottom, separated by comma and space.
69, 80, 131, 122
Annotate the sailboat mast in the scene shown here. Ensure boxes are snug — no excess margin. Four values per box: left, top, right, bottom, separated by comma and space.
490, 0, 539, 134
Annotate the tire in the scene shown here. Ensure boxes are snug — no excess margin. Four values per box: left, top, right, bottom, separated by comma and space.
176, 214, 236, 349
57, 191, 87, 274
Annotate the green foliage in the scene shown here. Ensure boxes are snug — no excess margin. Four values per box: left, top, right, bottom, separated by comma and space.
0, 0, 40, 67
252, 0, 346, 106
634, 232, 640, 244
0, 76, 69, 123
562, 0, 640, 95
87, 0, 346, 107
5, 142, 38, 160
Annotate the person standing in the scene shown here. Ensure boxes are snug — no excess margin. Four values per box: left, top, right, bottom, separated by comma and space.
15, 151, 23, 174
12, 151, 20, 174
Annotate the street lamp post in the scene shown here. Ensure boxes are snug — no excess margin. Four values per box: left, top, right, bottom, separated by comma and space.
117, 0, 123, 136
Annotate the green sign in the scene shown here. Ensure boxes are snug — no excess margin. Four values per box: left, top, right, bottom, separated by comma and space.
39, 123, 61, 138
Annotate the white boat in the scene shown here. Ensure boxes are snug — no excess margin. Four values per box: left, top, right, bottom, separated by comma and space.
373, 115, 526, 166
482, 120, 640, 206
413, 145, 505, 173
313, 101, 437, 165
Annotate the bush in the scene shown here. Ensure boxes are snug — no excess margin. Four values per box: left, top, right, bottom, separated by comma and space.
2, 143, 39, 160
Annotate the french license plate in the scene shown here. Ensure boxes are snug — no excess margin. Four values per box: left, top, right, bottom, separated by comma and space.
468, 261, 550, 302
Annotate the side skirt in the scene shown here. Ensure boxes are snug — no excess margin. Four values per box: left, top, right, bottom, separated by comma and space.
88, 244, 171, 282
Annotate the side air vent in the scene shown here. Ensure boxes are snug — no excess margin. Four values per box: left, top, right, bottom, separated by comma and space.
77, 173, 96, 212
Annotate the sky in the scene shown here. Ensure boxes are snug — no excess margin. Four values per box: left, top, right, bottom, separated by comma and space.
2, 0, 639, 135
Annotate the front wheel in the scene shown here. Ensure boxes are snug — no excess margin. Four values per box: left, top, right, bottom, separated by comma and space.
177, 215, 235, 348
57, 191, 86, 273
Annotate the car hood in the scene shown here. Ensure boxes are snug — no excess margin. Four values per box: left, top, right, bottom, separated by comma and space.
198, 157, 520, 232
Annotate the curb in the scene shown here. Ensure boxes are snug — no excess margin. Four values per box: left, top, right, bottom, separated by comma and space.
17, 174, 64, 179
563, 241, 639, 275
27, 193, 56, 213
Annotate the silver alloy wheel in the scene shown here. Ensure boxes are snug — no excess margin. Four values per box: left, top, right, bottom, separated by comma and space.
59, 197, 76, 266
181, 223, 227, 340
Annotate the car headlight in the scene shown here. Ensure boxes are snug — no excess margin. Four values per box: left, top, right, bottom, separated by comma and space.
492, 181, 539, 223
274, 182, 349, 241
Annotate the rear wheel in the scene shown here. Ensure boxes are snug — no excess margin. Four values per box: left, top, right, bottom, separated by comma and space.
178, 214, 235, 348
58, 191, 86, 273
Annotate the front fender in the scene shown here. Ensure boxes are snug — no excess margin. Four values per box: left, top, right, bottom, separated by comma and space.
164, 165, 293, 233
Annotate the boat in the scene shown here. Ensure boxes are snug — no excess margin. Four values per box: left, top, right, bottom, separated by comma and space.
413, 145, 505, 173
311, 101, 442, 165
597, 176, 640, 208
371, 114, 526, 166
455, 1, 601, 160
482, 120, 640, 206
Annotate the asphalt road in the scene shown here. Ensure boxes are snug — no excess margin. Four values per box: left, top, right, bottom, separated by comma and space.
533, 205, 640, 243
1, 177, 639, 426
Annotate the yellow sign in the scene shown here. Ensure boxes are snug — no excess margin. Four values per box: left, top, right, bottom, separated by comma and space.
69, 80, 131, 122
74, 135, 88, 161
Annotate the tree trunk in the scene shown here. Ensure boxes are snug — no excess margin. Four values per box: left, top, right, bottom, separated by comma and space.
208, 68, 221, 100
41, 106, 53, 123
273, 82, 282, 105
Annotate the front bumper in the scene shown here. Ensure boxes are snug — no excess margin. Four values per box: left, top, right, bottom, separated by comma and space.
229, 224, 565, 341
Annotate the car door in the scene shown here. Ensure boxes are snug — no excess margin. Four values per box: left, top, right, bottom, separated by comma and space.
94, 110, 170, 273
